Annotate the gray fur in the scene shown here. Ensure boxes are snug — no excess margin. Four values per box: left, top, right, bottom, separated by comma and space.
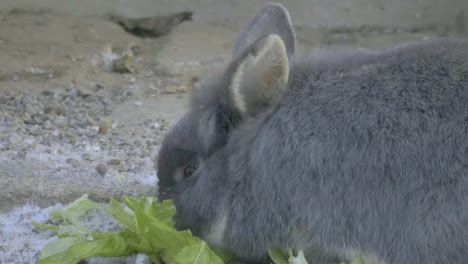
232, 2, 296, 60
157, 3, 468, 264
156, 3, 295, 193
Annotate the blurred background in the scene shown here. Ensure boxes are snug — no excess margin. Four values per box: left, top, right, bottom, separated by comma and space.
0, 1, 467, 263
1, 0, 467, 29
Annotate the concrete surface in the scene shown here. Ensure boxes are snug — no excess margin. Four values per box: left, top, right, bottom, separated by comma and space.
0, 0, 467, 31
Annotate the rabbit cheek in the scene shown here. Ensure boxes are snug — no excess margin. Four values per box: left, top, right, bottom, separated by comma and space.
203, 210, 229, 248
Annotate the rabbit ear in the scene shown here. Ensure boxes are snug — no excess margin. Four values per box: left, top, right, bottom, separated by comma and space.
232, 2, 296, 61
197, 34, 290, 154
223, 34, 290, 116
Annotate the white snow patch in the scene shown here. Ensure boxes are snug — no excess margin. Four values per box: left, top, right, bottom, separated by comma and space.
23, 137, 36, 145
25, 67, 50, 75
151, 121, 160, 130
84, 144, 102, 152
0, 203, 61, 263
134, 253, 150, 264
24, 143, 82, 166
135, 170, 159, 186
101, 46, 119, 72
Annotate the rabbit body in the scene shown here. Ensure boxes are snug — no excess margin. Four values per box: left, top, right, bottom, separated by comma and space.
157, 3, 468, 264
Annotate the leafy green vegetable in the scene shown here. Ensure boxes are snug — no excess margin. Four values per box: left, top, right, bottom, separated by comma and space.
32, 194, 229, 264
268, 248, 289, 264
350, 256, 364, 264
33, 194, 327, 264
36, 232, 132, 264
173, 239, 224, 264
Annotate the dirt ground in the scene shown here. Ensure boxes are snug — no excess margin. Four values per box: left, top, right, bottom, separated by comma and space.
0, 8, 235, 213
0, 7, 464, 263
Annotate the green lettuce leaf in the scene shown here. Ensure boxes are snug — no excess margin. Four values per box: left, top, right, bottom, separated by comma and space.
173, 239, 224, 264
34, 194, 322, 264
268, 248, 289, 264
36, 232, 132, 264
33, 194, 229, 264
350, 256, 364, 264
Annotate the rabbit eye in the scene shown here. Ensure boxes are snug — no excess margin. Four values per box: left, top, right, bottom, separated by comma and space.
183, 163, 198, 178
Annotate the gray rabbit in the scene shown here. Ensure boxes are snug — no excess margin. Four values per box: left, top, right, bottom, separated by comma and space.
156, 2, 468, 264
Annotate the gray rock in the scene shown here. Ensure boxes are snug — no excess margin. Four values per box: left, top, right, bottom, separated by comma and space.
107, 159, 121, 165
66, 158, 81, 168
96, 164, 107, 176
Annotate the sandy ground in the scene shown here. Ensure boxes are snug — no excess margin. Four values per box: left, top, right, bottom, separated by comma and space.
0, 8, 464, 264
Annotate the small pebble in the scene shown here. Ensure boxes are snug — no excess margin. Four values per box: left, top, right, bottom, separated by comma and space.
41, 138, 52, 146
98, 124, 109, 134
83, 96, 95, 103
108, 159, 121, 165
96, 164, 107, 176
117, 166, 126, 173
15, 151, 27, 160
82, 153, 92, 161
23, 117, 37, 125
98, 119, 112, 134
150, 122, 160, 129
77, 89, 93, 98
25, 114, 48, 125
41, 90, 54, 96
55, 106, 66, 115
43, 107, 54, 114
26, 127, 42, 136
127, 167, 142, 174
66, 158, 81, 168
